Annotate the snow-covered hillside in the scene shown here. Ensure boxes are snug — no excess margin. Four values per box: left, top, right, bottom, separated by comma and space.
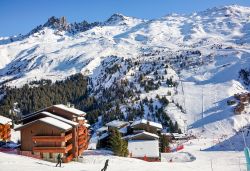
1, 5, 250, 138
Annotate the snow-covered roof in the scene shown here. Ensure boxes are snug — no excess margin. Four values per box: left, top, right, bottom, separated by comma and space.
128, 140, 159, 158
39, 111, 78, 126
106, 120, 129, 128
54, 104, 86, 116
98, 132, 109, 140
162, 133, 172, 136
96, 126, 108, 133
15, 117, 72, 131
39, 117, 72, 130
77, 116, 86, 120
0, 115, 12, 125
172, 133, 187, 139
123, 131, 159, 140
84, 123, 90, 128
119, 126, 128, 134
131, 119, 163, 129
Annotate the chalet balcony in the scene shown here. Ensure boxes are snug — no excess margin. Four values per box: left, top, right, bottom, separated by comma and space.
78, 128, 87, 136
78, 120, 85, 125
78, 145, 87, 156
0, 131, 10, 137
0, 127, 10, 132
32, 133, 72, 143
63, 153, 74, 163
78, 137, 87, 146
33, 144, 72, 153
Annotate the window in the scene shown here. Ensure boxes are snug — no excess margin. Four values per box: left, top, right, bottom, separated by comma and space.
49, 153, 53, 159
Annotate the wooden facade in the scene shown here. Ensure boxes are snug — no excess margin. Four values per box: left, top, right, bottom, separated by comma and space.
234, 92, 250, 115
131, 119, 162, 134
15, 104, 89, 163
0, 115, 12, 141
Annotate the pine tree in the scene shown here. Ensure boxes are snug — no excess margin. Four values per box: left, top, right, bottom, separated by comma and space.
160, 134, 170, 152
169, 120, 174, 133
174, 121, 179, 132
109, 128, 128, 157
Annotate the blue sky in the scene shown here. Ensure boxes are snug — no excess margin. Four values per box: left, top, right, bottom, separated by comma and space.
0, 0, 250, 37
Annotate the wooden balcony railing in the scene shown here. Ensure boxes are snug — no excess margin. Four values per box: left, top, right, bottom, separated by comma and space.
65, 133, 72, 141
63, 154, 74, 163
78, 137, 87, 146
78, 147, 85, 156
78, 128, 87, 136
33, 143, 72, 153
65, 144, 73, 152
32, 133, 72, 143
78, 129, 84, 136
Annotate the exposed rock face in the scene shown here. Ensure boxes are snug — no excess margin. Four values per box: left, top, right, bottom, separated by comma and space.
105, 13, 127, 25
28, 16, 100, 35
43, 16, 68, 31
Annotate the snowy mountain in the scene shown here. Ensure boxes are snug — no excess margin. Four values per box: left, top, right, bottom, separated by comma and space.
1, 5, 250, 138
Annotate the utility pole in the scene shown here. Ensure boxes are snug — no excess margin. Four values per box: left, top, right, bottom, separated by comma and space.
242, 129, 247, 148
180, 79, 186, 114
210, 159, 214, 171
239, 156, 241, 171
202, 86, 204, 120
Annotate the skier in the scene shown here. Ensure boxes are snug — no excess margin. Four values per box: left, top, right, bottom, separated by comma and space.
101, 159, 109, 171
56, 153, 62, 167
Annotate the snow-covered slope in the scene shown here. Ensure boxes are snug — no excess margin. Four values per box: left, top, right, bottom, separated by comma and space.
1, 5, 250, 138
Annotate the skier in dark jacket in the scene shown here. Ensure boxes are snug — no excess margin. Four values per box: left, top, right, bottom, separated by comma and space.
101, 159, 109, 171
56, 153, 62, 167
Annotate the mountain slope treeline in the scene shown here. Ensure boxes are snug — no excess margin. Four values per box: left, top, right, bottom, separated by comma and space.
0, 73, 180, 132
0, 74, 100, 124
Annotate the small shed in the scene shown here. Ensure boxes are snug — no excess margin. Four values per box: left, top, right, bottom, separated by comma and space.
123, 131, 160, 160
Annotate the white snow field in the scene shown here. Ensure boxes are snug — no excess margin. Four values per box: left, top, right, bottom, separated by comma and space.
0, 138, 247, 171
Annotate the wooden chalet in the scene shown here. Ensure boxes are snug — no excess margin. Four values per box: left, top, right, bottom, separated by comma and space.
234, 103, 245, 115
234, 93, 250, 103
15, 104, 89, 163
233, 93, 250, 115
0, 115, 12, 141
96, 120, 130, 149
106, 120, 130, 135
130, 119, 163, 134
121, 119, 163, 161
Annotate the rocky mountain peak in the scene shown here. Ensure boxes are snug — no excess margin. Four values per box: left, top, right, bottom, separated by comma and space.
43, 16, 68, 30
105, 13, 127, 25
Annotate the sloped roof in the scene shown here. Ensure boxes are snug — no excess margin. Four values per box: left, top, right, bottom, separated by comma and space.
122, 131, 159, 140
131, 119, 163, 129
39, 117, 72, 130
22, 111, 78, 126
0, 115, 12, 125
54, 104, 86, 116
119, 126, 128, 134
84, 123, 90, 128
98, 132, 109, 140
22, 104, 86, 120
15, 117, 72, 131
106, 120, 129, 128
96, 126, 108, 133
